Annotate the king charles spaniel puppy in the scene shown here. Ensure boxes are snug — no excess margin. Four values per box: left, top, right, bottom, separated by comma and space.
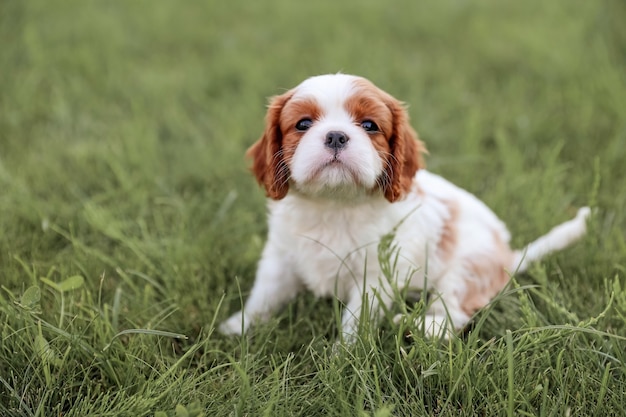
219, 73, 590, 341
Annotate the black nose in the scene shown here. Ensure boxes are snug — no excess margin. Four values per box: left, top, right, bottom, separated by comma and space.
325, 131, 349, 150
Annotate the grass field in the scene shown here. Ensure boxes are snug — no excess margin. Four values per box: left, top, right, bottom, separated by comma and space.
1, 0, 626, 415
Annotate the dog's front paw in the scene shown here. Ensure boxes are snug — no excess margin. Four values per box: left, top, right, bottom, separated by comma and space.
219, 311, 247, 335
421, 314, 455, 339
394, 313, 454, 340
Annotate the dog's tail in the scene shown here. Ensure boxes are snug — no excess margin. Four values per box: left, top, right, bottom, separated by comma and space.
512, 207, 591, 273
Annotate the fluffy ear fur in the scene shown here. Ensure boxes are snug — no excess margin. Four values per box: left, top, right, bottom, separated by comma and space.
382, 97, 427, 202
246, 91, 294, 200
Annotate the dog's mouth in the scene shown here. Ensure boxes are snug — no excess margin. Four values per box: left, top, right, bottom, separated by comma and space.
318, 160, 354, 176
306, 155, 363, 186
289, 143, 382, 197
326, 154, 344, 165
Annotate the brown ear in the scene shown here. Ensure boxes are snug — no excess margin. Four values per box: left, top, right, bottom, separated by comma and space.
246, 91, 294, 200
383, 98, 427, 202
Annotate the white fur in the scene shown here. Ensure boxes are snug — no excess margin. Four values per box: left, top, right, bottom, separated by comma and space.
219, 74, 590, 341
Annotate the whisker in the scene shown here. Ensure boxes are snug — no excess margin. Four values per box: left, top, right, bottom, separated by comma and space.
376, 150, 397, 190
269, 147, 294, 191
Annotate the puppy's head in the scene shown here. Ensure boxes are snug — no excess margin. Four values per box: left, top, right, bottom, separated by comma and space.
248, 74, 426, 202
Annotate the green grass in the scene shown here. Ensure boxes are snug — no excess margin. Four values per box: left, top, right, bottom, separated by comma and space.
1, 0, 626, 415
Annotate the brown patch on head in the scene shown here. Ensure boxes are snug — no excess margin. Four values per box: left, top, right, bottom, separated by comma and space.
437, 200, 460, 261
460, 231, 514, 316
345, 78, 427, 202
247, 92, 323, 199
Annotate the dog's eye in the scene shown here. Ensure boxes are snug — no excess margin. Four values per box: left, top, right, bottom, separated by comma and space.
360, 120, 379, 132
295, 119, 313, 131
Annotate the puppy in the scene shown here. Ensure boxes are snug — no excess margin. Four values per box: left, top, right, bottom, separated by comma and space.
219, 74, 590, 341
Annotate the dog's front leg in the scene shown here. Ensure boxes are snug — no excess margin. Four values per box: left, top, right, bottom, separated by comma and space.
219, 245, 301, 335
339, 282, 393, 344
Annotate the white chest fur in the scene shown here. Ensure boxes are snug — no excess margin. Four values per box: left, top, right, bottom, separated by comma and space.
265, 188, 436, 300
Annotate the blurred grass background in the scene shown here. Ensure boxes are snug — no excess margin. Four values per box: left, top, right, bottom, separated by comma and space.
1, 0, 626, 415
